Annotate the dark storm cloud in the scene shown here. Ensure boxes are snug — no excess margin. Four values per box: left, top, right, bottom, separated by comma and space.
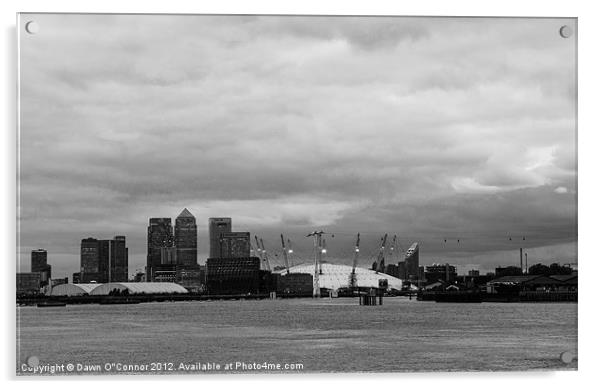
18, 15, 577, 276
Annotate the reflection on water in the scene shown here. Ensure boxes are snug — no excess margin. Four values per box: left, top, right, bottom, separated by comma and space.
17, 298, 577, 373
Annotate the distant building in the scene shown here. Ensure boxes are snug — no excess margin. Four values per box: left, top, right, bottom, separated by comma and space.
152, 264, 177, 283
132, 271, 145, 282
276, 273, 313, 295
147, 218, 174, 281
110, 236, 128, 282
385, 264, 398, 278
549, 274, 578, 291
205, 257, 261, 294
79, 236, 128, 283
208, 218, 232, 258
17, 273, 41, 295
31, 249, 51, 286
404, 243, 420, 280
219, 232, 251, 258
51, 277, 68, 287
176, 265, 204, 290
397, 261, 407, 280
80, 237, 100, 282
30, 249, 47, 272
160, 246, 178, 265
425, 263, 457, 284
457, 273, 494, 289
175, 208, 197, 268
495, 266, 523, 277
486, 275, 567, 293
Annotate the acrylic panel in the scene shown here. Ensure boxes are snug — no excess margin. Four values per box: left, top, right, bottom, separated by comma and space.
17, 13, 577, 375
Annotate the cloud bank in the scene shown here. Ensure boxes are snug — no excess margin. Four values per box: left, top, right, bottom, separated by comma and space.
18, 15, 577, 277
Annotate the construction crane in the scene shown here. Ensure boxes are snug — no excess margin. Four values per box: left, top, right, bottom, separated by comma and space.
254, 235, 262, 260
280, 234, 290, 274
389, 235, 397, 258
287, 238, 294, 268
377, 233, 388, 273
349, 233, 360, 289
254, 235, 269, 271
320, 237, 326, 275
307, 230, 324, 298
259, 238, 271, 271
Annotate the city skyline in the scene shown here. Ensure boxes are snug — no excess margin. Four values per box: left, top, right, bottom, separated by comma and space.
18, 15, 577, 279
23, 210, 576, 280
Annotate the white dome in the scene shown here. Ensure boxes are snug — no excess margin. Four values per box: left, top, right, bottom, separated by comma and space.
50, 283, 100, 296
279, 263, 403, 290
89, 282, 188, 295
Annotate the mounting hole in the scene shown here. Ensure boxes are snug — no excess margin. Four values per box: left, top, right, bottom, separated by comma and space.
559, 25, 572, 38
560, 351, 575, 364
26, 355, 39, 367
25, 21, 40, 35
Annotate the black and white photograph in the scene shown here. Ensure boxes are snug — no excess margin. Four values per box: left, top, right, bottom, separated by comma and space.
15, 12, 577, 375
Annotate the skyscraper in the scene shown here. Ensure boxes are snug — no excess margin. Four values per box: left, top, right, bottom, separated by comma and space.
98, 239, 111, 282
30, 249, 47, 272
160, 246, 178, 264
147, 218, 174, 281
110, 236, 128, 282
209, 217, 232, 258
80, 237, 100, 282
31, 249, 51, 286
80, 236, 128, 283
175, 208, 197, 268
404, 242, 420, 280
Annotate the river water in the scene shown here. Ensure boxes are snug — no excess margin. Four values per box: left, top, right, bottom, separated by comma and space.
16, 298, 577, 374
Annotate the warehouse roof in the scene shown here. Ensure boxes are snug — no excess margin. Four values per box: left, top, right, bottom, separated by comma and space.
89, 282, 188, 295
489, 275, 565, 285
549, 274, 578, 284
50, 283, 100, 296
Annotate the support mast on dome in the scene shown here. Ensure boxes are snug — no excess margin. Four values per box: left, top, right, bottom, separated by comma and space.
307, 230, 324, 298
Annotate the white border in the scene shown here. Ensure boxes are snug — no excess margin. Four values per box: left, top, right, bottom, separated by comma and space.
2, 1, 600, 388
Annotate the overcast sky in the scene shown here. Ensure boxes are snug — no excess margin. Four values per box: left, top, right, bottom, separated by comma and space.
18, 14, 577, 278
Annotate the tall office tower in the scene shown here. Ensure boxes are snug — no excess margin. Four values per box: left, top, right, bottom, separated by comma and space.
30, 249, 47, 272
80, 237, 100, 282
175, 208, 197, 268
219, 232, 251, 258
80, 236, 128, 283
110, 236, 128, 282
404, 242, 420, 280
31, 249, 51, 285
98, 239, 111, 283
209, 217, 232, 258
147, 218, 174, 281
160, 246, 178, 264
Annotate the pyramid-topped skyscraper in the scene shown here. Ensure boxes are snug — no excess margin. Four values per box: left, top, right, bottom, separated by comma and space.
175, 208, 197, 268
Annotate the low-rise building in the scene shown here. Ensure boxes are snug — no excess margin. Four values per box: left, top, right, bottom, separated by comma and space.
275, 273, 313, 295
425, 263, 457, 284
17, 273, 41, 295
205, 257, 262, 295
487, 275, 566, 293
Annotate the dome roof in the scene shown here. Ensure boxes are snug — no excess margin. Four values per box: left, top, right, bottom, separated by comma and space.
89, 282, 189, 295
50, 283, 100, 296
279, 263, 403, 290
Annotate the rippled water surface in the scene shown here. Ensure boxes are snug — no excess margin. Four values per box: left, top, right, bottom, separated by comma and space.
17, 298, 577, 374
